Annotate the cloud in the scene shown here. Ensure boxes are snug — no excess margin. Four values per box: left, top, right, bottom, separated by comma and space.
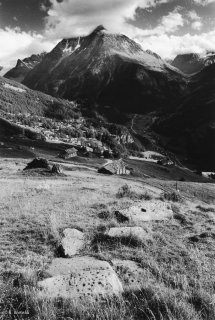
187, 10, 201, 21
186, 10, 203, 30
159, 11, 184, 32
43, 0, 214, 59
0, 0, 214, 74
191, 20, 203, 30
135, 29, 215, 58
0, 27, 55, 74
45, 0, 164, 39
193, 0, 215, 5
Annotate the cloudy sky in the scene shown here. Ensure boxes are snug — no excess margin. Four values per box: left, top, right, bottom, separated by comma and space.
0, 0, 215, 73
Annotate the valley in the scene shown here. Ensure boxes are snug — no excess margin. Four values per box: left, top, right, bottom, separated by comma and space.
0, 24, 214, 320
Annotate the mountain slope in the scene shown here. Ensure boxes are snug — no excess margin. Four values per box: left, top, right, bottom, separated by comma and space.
4, 53, 46, 83
0, 76, 78, 116
23, 26, 186, 114
155, 63, 215, 170
171, 52, 215, 75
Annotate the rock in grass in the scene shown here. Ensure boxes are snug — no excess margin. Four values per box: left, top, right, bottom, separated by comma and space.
107, 226, 150, 242
114, 211, 129, 223
24, 158, 51, 170
38, 256, 123, 299
122, 200, 173, 222
51, 164, 63, 174
61, 228, 85, 257
112, 259, 145, 290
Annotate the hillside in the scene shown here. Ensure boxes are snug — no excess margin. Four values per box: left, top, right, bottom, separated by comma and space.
23, 26, 187, 114
154, 63, 215, 170
0, 76, 77, 116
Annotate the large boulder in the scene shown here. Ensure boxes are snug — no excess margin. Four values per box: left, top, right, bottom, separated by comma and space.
24, 158, 51, 171
38, 256, 123, 299
120, 200, 173, 222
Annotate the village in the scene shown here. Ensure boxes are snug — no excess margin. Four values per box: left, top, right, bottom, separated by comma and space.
0, 111, 118, 158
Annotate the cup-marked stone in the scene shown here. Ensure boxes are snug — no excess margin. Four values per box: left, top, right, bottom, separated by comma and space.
38, 256, 123, 300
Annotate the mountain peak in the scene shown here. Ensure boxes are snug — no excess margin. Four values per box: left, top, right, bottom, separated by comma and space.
90, 25, 106, 35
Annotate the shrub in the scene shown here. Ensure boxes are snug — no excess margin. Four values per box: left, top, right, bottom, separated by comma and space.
116, 184, 133, 199
160, 191, 182, 202
98, 209, 113, 220
91, 231, 143, 252
116, 184, 152, 201
196, 205, 215, 213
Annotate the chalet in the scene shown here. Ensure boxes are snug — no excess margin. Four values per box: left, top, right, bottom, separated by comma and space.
98, 159, 130, 175
59, 147, 78, 159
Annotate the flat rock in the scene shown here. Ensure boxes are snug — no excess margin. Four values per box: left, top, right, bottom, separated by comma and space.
107, 226, 150, 241
38, 256, 123, 299
112, 259, 146, 290
61, 228, 85, 256
123, 200, 173, 222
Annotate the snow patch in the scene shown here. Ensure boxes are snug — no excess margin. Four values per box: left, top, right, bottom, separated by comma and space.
3, 83, 26, 93
63, 37, 80, 54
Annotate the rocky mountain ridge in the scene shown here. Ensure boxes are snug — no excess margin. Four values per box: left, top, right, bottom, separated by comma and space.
23, 26, 186, 114
171, 52, 215, 74
4, 52, 46, 83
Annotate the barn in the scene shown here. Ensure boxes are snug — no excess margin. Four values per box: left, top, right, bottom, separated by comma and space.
98, 159, 130, 175
59, 147, 78, 159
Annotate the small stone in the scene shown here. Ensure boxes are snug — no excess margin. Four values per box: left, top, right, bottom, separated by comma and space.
107, 227, 149, 241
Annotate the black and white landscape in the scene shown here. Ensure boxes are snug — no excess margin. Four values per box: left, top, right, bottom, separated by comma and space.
0, 1, 215, 320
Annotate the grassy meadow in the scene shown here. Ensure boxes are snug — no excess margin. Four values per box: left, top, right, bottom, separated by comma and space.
0, 157, 215, 320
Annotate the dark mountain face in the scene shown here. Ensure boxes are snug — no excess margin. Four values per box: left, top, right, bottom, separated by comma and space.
155, 63, 215, 170
172, 52, 215, 75
4, 53, 46, 83
23, 26, 186, 114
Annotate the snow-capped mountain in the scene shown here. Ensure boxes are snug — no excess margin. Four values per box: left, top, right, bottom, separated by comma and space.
171, 52, 215, 75
4, 52, 46, 83
23, 25, 186, 114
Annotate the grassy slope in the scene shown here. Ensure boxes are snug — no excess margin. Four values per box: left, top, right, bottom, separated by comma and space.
0, 76, 73, 115
0, 158, 215, 319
